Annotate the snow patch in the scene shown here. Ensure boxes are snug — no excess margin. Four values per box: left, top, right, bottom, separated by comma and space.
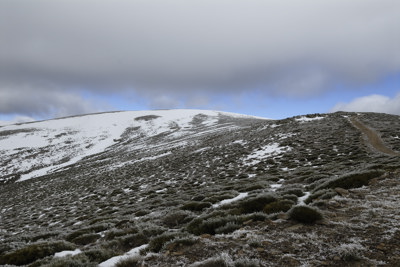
244, 143, 291, 166
99, 244, 148, 267
296, 116, 325, 122
54, 249, 81, 258
0, 109, 262, 182
213, 193, 248, 208
276, 133, 297, 139
298, 192, 311, 205
270, 184, 283, 191
232, 140, 247, 145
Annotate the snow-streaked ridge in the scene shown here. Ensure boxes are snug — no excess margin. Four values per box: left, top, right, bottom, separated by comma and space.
0, 110, 267, 183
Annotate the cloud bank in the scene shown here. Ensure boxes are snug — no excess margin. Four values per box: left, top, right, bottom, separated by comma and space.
1, 0, 400, 117
0, 116, 35, 127
331, 94, 400, 115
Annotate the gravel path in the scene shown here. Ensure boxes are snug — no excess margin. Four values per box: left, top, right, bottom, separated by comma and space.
350, 116, 399, 156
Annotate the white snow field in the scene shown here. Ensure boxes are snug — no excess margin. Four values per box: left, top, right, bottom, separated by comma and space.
0, 110, 267, 182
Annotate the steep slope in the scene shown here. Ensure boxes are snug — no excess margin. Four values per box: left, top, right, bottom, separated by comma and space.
350, 116, 399, 156
0, 111, 399, 266
0, 110, 263, 184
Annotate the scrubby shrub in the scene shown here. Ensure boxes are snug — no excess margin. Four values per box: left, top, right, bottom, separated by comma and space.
288, 206, 323, 224
191, 254, 231, 267
30, 232, 60, 242
281, 188, 304, 197
134, 115, 160, 121
84, 248, 115, 263
187, 215, 242, 235
181, 201, 212, 211
71, 233, 100, 245
282, 194, 298, 202
42, 254, 96, 267
65, 224, 108, 243
139, 224, 166, 237
263, 200, 293, 214
163, 210, 193, 227
312, 200, 327, 207
148, 233, 177, 252
192, 195, 205, 201
115, 256, 143, 267
105, 228, 138, 240
244, 184, 264, 191
239, 193, 277, 213
234, 258, 261, 267
115, 219, 136, 229
333, 242, 366, 262
0, 243, 12, 255
314, 170, 384, 191
243, 212, 268, 222
105, 233, 148, 252
164, 236, 198, 251
305, 189, 336, 204
215, 222, 241, 234
0, 241, 75, 266
65, 229, 92, 242
134, 210, 148, 217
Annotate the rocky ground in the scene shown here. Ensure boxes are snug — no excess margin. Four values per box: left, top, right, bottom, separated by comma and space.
0, 111, 399, 266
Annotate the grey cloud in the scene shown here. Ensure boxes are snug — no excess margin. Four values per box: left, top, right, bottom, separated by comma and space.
1, 0, 400, 115
0, 116, 35, 126
0, 83, 103, 117
149, 95, 181, 110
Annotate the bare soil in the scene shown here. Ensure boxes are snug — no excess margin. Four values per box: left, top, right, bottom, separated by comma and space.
350, 116, 399, 156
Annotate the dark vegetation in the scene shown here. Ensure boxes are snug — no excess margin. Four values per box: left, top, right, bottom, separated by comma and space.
1, 111, 400, 266
0, 241, 75, 266
288, 206, 323, 224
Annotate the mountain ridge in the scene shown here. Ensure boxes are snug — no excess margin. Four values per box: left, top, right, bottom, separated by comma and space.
0, 110, 399, 266
0, 109, 267, 184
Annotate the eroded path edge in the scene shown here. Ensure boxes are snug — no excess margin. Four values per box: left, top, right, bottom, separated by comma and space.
350, 116, 399, 156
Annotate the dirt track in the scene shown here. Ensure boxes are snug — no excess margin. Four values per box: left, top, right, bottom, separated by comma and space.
350, 116, 399, 156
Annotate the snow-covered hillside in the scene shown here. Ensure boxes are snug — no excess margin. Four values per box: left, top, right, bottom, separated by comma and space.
1, 111, 400, 266
0, 110, 266, 183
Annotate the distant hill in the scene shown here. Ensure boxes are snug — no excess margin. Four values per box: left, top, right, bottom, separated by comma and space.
0, 110, 399, 266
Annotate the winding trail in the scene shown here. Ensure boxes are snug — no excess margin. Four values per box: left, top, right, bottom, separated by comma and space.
350, 116, 399, 156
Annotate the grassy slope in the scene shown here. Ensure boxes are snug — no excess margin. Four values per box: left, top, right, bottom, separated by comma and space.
0, 112, 399, 266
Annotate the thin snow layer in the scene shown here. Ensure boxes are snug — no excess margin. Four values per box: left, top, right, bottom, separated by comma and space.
213, 192, 248, 208
298, 192, 311, 205
296, 116, 325, 122
99, 244, 148, 267
270, 184, 283, 191
0, 110, 266, 182
54, 249, 81, 258
244, 143, 291, 166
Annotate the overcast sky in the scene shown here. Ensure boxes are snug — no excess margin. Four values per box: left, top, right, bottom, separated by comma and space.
1, 0, 400, 124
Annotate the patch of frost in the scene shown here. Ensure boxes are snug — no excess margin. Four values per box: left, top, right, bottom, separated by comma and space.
232, 140, 247, 145
156, 188, 167, 193
244, 143, 291, 166
298, 192, 311, 205
213, 193, 248, 208
54, 249, 81, 258
296, 116, 325, 122
270, 184, 283, 191
99, 244, 148, 267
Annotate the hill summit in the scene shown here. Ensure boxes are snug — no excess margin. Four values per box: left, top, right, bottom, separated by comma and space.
0, 110, 399, 266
